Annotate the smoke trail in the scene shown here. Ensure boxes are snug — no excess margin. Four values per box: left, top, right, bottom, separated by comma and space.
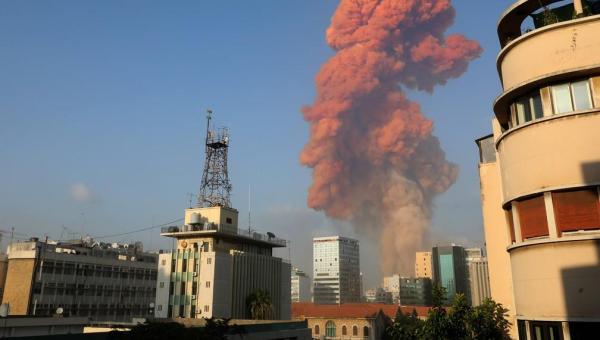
301, 0, 481, 275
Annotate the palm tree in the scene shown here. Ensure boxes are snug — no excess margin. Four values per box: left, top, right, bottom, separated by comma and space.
246, 289, 274, 320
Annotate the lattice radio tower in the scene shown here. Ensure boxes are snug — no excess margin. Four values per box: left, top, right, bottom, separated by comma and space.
197, 109, 232, 208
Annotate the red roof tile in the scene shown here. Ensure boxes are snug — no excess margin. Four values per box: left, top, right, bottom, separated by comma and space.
291, 303, 430, 319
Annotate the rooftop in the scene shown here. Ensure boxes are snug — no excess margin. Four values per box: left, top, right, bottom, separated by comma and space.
160, 224, 287, 248
291, 303, 430, 320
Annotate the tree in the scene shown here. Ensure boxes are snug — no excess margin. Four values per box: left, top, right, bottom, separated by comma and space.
447, 293, 472, 339
386, 308, 424, 340
470, 299, 511, 340
246, 289, 274, 320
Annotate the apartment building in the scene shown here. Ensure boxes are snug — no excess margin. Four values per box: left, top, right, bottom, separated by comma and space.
291, 267, 311, 303
464, 248, 491, 306
431, 245, 467, 304
477, 1, 600, 338
415, 251, 432, 279
2, 238, 157, 321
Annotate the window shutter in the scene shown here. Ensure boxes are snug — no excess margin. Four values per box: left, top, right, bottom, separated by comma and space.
552, 188, 600, 234
518, 195, 549, 239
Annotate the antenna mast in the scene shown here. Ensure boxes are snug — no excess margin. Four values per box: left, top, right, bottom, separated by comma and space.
197, 109, 232, 208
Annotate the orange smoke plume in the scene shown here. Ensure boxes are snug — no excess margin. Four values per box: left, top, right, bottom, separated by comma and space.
301, 0, 482, 275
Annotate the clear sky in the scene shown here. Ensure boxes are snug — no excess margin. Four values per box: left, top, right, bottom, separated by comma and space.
1, 0, 516, 287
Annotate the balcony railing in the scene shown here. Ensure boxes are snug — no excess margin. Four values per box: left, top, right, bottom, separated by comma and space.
160, 224, 286, 246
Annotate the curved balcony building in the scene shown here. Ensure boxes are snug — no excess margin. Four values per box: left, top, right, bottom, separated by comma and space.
477, 1, 600, 339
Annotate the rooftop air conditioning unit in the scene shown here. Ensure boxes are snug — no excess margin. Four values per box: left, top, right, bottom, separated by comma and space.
191, 295, 196, 300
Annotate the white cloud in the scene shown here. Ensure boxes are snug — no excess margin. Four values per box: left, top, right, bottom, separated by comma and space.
69, 183, 94, 203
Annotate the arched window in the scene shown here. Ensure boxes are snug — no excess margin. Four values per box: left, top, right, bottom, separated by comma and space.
364, 326, 370, 336
353, 325, 358, 336
326, 320, 336, 337
342, 325, 347, 335
314, 324, 320, 335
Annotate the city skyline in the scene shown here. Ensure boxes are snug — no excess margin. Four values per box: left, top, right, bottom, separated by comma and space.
1, 1, 516, 288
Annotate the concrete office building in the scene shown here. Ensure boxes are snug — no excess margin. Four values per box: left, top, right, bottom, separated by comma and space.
2, 238, 158, 321
415, 251, 432, 279
291, 267, 311, 303
312, 236, 361, 304
364, 288, 392, 304
464, 248, 491, 306
477, 1, 600, 338
431, 245, 467, 304
399, 277, 432, 307
157, 206, 291, 320
382, 274, 401, 304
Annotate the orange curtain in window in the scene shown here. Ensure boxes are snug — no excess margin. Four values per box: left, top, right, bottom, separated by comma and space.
518, 195, 549, 239
552, 188, 600, 234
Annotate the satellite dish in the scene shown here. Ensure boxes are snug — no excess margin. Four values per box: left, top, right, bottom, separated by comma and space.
267, 232, 275, 239
56, 307, 64, 315
149, 303, 155, 308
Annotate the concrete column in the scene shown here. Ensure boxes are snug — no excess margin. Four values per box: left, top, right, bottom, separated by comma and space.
512, 204, 523, 243
544, 192, 558, 238
562, 321, 572, 340
525, 320, 532, 340
574, 0, 584, 15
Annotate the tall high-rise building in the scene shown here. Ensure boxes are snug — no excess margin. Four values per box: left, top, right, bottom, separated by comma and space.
464, 248, 491, 306
477, 1, 600, 337
291, 267, 311, 303
431, 245, 467, 303
312, 236, 360, 304
415, 251, 432, 279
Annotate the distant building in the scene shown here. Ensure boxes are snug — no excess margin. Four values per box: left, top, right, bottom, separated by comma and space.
399, 277, 432, 306
292, 302, 430, 340
312, 236, 361, 304
2, 238, 158, 321
157, 206, 291, 320
415, 251, 432, 279
432, 245, 467, 303
291, 267, 311, 303
382, 274, 401, 304
364, 288, 392, 304
465, 248, 491, 306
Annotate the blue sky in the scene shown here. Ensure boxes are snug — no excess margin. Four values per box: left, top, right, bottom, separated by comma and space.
1, 1, 515, 286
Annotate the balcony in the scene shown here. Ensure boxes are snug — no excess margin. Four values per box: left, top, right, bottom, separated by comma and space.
160, 224, 287, 247
498, 0, 600, 47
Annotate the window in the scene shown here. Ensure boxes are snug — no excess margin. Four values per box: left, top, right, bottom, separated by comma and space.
157, 305, 162, 311
353, 325, 358, 336
552, 188, 600, 234
161, 259, 166, 266
552, 80, 593, 114
159, 282, 164, 288
325, 320, 336, 337
314, 325, 320, 335
207, 258, 212, 265
206, 281, 211, 288
518, 195, 549, 239
226, 217, 232, 224
204, 305, 210, 312
512, 91, 543, 127
530, 321, 563, 340
364, 326, 370, 336
342, 325, 347, 335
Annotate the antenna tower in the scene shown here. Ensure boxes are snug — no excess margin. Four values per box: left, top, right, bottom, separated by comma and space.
198, 109, 232, 208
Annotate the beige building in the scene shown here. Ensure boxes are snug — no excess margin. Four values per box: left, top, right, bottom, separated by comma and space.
464, 248, 491, 307
478, 1, 600, 338
1, 238, 158, 321
414, 251, 432, 279
292, 303, 430, 340
156, 206, 291, 320
382, 274, 400, 304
